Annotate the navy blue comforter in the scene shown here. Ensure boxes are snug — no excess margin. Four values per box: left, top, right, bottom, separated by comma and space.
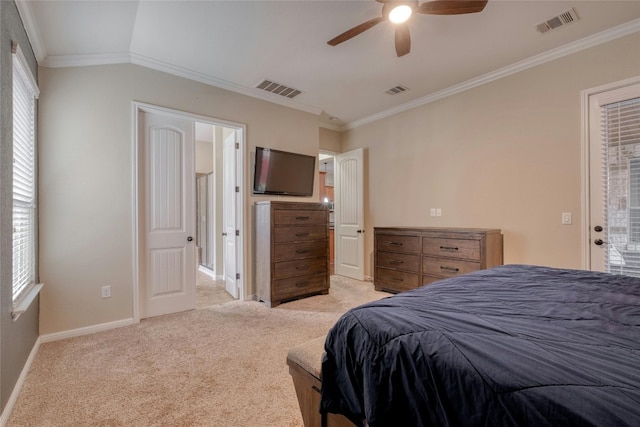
320, 265, 640, 426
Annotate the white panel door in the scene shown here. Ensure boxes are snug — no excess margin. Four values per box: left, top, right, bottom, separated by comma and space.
335, 148, 364, 280
223, 131, 238, 298
588, 82, 640, 272
141, 111, 196, 318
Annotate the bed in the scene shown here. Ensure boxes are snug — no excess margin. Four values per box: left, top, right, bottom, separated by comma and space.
319, 264, 640, 426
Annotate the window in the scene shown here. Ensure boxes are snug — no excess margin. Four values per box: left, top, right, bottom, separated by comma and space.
12, 42, 40, 312
629, 157, 640, 244
602, 95, 640, 275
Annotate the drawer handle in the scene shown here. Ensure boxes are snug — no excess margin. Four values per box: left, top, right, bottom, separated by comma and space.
296, 232, 310, 237
389, 242, 404, 246
296, 249, 310, 254
296, 216, 310, 220
390, 277, 404, 282
388, 259, 404, 265
296, 265, 310, 271
295, 281, 310, 288
440, 246, 459, 252
440, 266, 460, 273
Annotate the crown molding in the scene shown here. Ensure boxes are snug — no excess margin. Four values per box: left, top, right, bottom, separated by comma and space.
129, 53, 323, 116
20, 2, 639, 133
319, 122, 343, 132
344, 18, 640, 131
37, 50, 322, 116
41, 52, 132, 68
15, 0, 46, 62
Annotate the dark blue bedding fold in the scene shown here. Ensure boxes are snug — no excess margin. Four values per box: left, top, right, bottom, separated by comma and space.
320, 264, 640, 426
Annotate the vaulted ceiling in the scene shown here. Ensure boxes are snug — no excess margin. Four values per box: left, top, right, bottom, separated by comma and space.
17, 1, 640, 129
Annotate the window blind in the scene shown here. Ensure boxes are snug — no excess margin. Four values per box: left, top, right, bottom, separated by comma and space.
12, 43, 39, 304
602, 96, 640, 276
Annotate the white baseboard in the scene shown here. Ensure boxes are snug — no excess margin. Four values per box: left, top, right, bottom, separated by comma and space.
197, 265, 216, 278
0, 337, 41, 427
196, 266, 224, 282
40, 317, 138, 343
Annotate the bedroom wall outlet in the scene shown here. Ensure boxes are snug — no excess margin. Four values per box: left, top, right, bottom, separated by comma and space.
436, 208, 442, 217
430, 208, 436, 217
101, 285, 111, 299
562, 212, 572, 225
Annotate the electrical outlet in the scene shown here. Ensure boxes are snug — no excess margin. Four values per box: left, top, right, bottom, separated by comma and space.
436, 208, 442, 217
430, 208, 436, 217
562, 212, 572, 225
101, 285, 111, 299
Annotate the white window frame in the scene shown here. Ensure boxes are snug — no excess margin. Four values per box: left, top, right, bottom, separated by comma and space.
629, 157, 640, 244
12, 42, 42, 320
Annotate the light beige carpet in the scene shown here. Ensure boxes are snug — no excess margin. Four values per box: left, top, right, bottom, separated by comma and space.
195, 269, 235, 308
7, 276, 389, 426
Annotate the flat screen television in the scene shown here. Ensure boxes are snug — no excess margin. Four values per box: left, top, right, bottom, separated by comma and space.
253, 147, 316, 196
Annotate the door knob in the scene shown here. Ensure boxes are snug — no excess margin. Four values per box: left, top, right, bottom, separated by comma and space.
594, 225, 603, 232
594, 238, 605, 246
187, 236, 193, 242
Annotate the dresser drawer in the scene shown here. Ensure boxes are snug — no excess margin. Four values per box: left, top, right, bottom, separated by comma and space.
273, 273, 327, 300
274, 226, 327, 243
376, 251, 420, 273
274, 241, 327, 262
422, 256, 480, 278
422, 275, 444, 287
274, 257, 327, 279
274, 210, 327, 226
422, 238, 481, 261
375, 268, 420, 292
376, 234, 420, 254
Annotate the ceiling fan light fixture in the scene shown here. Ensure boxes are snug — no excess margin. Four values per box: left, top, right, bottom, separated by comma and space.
389, 5, 412, 23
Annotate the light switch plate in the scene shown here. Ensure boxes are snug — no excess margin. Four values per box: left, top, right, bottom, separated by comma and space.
562, 212, 572, 225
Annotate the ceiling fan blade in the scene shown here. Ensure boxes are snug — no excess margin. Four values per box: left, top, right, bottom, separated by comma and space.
395, 23, 411, 57
327, 16, 385, 46
417, 0, 488, 15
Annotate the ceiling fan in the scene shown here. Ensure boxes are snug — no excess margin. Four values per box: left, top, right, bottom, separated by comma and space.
327, 0, 488, 57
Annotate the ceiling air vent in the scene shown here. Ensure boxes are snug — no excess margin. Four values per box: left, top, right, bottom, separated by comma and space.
386, 85, 409, 95
255, 79, 302, 99
536, 8, 579, 34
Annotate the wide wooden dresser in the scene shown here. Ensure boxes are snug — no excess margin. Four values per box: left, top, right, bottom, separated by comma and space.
374, 227, 503, 293
255, 201, 330, 307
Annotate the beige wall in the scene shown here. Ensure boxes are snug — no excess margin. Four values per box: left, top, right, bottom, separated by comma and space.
38, 63, 320, 334
195, 139, 214, 174
319, 127, 342, 152
342, 33, 640, 277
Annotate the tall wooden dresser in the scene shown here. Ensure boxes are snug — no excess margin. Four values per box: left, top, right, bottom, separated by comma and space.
255, 201, 330, 307
374, 227, 503, 293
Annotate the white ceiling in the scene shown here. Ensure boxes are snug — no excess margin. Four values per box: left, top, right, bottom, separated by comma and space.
17, 0, 640, 129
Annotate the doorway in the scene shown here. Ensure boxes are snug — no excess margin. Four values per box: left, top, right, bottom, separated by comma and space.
194, 122, 240, 307
319, 152, 335, 274
320, 148, 365, 281
134, 102, 246, 320
584, 78, 640, 273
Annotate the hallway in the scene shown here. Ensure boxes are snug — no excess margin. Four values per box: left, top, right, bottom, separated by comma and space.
196, 270, 235, 308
